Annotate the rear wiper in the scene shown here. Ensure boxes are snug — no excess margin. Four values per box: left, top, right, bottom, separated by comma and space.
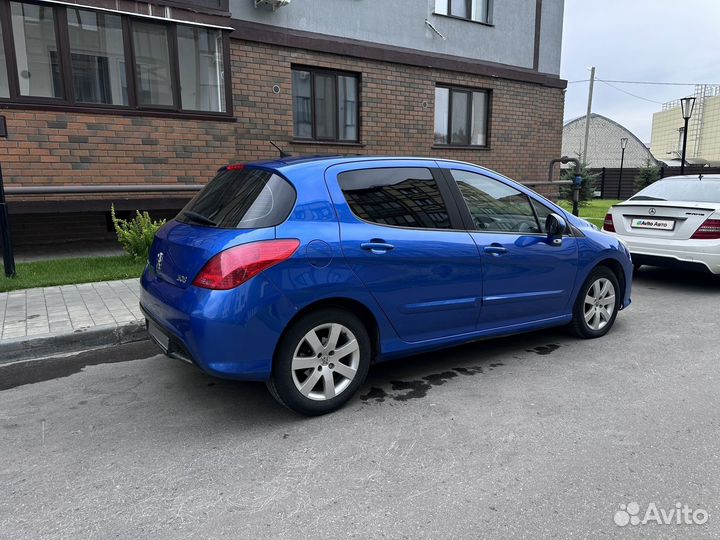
629, 196, 666, 201
182, 211, 217, 227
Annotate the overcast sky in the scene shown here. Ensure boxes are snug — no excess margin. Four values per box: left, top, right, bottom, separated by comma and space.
561, 0, 720, 143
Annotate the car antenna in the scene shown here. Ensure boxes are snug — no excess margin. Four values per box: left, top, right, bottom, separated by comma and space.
270, 141, 292, 158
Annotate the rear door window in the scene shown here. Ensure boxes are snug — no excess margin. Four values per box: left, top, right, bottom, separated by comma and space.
338, 167, 452, 229
177, 167, 296, 228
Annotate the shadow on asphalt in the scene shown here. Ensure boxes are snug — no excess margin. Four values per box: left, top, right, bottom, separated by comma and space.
0, 327, 570, 410
0, 340, 159, 391
122, 328, 574, 422
632, 265, 720, 291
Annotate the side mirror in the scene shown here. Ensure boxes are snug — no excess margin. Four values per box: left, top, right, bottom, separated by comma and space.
546, 213, 566, 246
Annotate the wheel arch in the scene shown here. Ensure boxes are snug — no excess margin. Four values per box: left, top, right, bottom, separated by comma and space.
274, 297, 381, 364
594, 257, 628, 304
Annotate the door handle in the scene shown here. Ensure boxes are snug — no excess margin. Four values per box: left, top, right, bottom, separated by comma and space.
361, 241, 395, 254
483, 244, 508, 256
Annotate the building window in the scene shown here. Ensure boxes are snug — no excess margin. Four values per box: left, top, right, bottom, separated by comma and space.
434, 0, 492, 23
67, 8, 127, 106
161, 0, 229, 13
292, 67, 359, 142
177, 26, 226, 113
434, 86, 489, 147
10, 2, 63, 98
132, 21, 174, 107
0, 18, 9, 97
292, 70, 312, 139
1, 1, 231, 117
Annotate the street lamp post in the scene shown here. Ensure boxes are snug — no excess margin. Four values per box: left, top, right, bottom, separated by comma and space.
680, 96, 696, 175
617, 137, 628, 199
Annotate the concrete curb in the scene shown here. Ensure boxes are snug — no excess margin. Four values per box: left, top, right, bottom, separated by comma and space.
0, 321, 148, 365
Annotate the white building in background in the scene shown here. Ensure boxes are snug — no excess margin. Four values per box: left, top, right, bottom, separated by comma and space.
650, 85, 720, 166
562, 113, 656, 168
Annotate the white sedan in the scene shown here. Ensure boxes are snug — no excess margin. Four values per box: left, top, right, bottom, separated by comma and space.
602, 175, 720, 274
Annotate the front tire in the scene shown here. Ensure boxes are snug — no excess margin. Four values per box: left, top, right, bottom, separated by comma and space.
569, 266, 621, 339
267, 308, 371, 416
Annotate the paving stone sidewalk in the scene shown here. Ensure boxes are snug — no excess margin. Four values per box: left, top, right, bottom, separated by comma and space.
0, 279, 146, 362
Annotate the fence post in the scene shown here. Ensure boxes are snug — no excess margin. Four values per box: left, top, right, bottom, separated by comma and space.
600, 167, 606, 198
0, 163, 17, 278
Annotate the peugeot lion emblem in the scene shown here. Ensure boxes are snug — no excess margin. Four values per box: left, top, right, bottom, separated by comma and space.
648, 208, 657, 215
156, 252, 164, 273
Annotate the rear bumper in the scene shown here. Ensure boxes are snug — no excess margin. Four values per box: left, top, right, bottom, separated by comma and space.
142, 306, 196, 365
139, 267, 297, 381
631, 254, 715, 274
613, 234, 720, 274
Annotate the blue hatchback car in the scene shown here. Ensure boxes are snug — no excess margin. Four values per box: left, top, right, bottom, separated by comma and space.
140, 156, 632, 415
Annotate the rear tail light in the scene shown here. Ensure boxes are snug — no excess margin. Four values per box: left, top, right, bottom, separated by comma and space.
691, 218, 720, 240
603, 213, 616, 232
193, 239, 300, 290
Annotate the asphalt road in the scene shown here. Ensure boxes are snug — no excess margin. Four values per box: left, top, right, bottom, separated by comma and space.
1, 268, 719, 539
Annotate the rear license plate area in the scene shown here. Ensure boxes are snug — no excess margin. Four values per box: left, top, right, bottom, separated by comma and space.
147, 320, 170, 353
631, 218, 675, 231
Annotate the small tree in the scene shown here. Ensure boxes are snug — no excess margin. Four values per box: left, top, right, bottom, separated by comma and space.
560, 160, 599, 207
111, 205, 166, 262
635, 159, 661, 192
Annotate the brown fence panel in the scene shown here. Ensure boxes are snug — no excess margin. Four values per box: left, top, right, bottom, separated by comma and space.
591, 166, 720, 199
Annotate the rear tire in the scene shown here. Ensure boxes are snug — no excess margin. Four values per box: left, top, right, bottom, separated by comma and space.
569, 266, 621, 339
267, 308, 371, 416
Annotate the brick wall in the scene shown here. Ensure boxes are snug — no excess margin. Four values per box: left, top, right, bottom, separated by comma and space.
0, 112, 235, 190
1, 39, 563, 191
0, 36, 564, 248
230, 39, 565, 185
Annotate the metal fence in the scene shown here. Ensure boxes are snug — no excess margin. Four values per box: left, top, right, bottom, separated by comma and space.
592, 166, 720, 200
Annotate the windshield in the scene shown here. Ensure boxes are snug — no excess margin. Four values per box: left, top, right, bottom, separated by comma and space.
630, 179, 720, 203
177, 167, 296, 229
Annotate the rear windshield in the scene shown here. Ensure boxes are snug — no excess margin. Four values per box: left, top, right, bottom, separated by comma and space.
177, 167, 296, 228
630, 179, 720, 203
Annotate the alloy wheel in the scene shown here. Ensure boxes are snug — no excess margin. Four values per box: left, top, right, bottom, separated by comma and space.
583, 278, 616, 331
291, 323, 360, 401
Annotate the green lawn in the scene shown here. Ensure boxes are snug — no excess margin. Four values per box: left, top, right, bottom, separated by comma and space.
559, 199, 621, 227
0, 255, 146, 293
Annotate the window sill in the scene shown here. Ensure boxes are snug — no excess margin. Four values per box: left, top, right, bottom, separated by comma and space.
433, 144, 490, 150
432, 13, 494, 27
291, 139, 365, 147
0, 101, 236, 123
